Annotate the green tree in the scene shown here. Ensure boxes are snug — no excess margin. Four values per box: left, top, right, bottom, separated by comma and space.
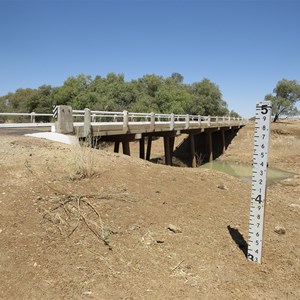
54, 74, 92, 108
189, 78, 228, 116
5, 88, 37, 112
31, 85, 54, 112
171, 72, 184, 84
154, 74, 191, 114
228, 110, 240, 118
265, 79, 300, 122
137, 74, 163, 98
0, 94, 10, 122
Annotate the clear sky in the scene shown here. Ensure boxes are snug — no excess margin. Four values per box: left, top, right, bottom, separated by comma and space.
0, 0, 299, 117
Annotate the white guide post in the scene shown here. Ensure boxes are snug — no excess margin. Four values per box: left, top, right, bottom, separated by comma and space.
247, 101, 272, 264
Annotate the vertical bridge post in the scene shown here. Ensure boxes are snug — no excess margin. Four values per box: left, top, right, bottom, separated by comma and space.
164, 136, 171, 165
123, 110, 129, 133
221, 129, 226, 154
30, 112, 36, 123
206, 131, 213, 162
139, 136, 145, 159
146, 136, 152, 161
150, 112, 155, 131
84, 108, 91, 138
190, 134, 196, 168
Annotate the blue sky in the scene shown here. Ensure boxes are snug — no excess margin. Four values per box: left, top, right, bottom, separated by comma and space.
0, 0, 299, 117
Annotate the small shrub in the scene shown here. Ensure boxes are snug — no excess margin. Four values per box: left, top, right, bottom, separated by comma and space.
71, 140, 95, 179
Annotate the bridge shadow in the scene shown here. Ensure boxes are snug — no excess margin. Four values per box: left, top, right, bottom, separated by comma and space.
173, 129, 240, 166
227, 225, 248, 258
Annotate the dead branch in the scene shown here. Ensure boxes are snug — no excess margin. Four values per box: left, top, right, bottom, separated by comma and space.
170, 260, 185, 273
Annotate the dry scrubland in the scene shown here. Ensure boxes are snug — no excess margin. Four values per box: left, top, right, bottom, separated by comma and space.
0, 120, 299, 299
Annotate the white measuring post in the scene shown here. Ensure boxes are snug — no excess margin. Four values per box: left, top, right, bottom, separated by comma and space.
247, 101, 272, 264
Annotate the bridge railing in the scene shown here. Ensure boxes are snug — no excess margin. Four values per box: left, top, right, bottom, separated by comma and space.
72, 109, 244, 125
0, 112, 54, 128
0, 108, 247, 131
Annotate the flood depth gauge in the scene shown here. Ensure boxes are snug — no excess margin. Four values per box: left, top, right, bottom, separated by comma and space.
247, 100, 272, 263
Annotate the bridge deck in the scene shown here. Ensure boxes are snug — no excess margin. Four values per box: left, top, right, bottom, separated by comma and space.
74, 120, 244, 137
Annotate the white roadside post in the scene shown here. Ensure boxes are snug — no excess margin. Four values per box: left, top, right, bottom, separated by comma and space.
247, 101, 272, 264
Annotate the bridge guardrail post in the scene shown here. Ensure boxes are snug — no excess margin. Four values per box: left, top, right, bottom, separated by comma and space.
30, 112, 36, 123
198, 115, 201, 125
170, 113, 175, 130
84, 108, 91, 138
150, 112, 155, 131
185, 114, 189, 129
123, 110, 129, 133
208, 116, 211, 127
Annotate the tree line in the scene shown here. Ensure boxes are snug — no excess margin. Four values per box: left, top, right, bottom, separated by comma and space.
0, 73, 240, 122
1, 74, 298, 122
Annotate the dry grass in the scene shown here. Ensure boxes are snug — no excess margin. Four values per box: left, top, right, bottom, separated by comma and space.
70, 140, 95, 179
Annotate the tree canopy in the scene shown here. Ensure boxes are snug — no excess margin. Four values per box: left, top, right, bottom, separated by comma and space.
265, 79, 300, 122
1, 73, 241, 120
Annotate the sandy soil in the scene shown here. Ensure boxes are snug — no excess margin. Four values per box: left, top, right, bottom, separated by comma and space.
0, 120, 299, 299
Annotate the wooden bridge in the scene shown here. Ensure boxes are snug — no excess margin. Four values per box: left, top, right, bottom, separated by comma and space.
0, 106, 248, 167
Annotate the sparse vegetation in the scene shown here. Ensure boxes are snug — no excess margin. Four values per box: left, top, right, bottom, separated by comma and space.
70, 140, 95, 180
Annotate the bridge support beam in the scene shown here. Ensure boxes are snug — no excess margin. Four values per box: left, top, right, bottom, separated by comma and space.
164, 136, 172, 166
114, 142, 120, 153
146, 136, 152, 161
221, 129, 226, 154
122, 141, 130, 156
139, 136, 145, 159
206, 131, 213, 162
144, 131, 178, 165
189, 134, 197, 168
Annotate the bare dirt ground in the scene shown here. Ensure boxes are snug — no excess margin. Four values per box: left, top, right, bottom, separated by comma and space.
0, 120, 299, 299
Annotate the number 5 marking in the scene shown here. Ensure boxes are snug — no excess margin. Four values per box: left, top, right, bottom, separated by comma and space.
261, 105, 269, 115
